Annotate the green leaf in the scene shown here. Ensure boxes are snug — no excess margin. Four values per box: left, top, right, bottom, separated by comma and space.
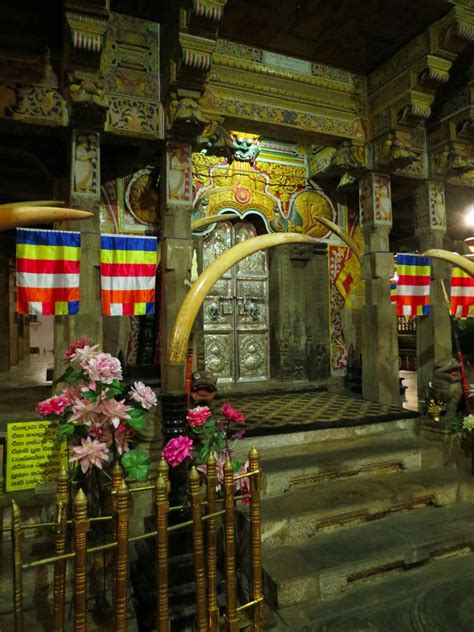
128, 412, 147, 431
55, 423, 74, 448
83, 391, 97, 401
53, 366, 75, 385
215, 432, 224, 454
121, 448, 150, 482
198, 444, 211, 464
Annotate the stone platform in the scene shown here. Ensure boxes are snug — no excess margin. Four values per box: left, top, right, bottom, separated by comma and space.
227, 390, 418, 436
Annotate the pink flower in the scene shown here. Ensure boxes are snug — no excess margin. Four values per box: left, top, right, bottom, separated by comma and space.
82, 352, 123, 384
37, 395, 69, 417
129, 382, 157, 409
65, 337, 93, 361
162, 436, 193, 468
99, 398, 131, 428
222, 402, 246, 424
197, 451, 226, 491
72, 343, 100, 364
187, 406, 211, 428
69, 437, 110, 473
236, 461, 251, 504
69, 397, 101, 426
60, 386, 80, 404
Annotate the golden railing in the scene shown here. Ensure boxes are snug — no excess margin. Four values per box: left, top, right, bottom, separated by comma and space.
4, 447, 263, 632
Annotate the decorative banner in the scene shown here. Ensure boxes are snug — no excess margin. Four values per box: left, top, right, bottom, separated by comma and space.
16, 228, 81, 315
451, 267, 474, 318
395, 253, 431, 318
100, 233, 158, 316
6, 421, 66, 492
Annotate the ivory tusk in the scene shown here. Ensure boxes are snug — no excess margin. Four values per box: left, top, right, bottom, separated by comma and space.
310, 216, 362, 263
191, 213, 237, 232
0, 200, 65, 208
168, 232, 320, 364
0, 206, 93, 231
422, 249, 474, 277
156, 213, 239, 267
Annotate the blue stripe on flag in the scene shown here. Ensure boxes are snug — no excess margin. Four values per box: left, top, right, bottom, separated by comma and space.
101, 235, 157, 252
396, 254, 431, 267
68, 301, 80, 315
16, 228, 80, 248
146, 302, 155, 315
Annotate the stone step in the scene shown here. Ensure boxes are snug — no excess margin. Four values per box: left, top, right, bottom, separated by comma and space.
275, 550, 474, 631
259, 434, 443, 497
237, 417, 417, 456
259, 468, 468, 549
263, 501, 474, 609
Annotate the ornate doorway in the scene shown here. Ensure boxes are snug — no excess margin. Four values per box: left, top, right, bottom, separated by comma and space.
202, 220, 269, 384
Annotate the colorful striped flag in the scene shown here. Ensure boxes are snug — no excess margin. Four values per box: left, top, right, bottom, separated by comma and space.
100, 234, 157, 316
16, 228, 80, 315
390, 276, 397, 305
450, 267, 474, 318
395, 254, 431, 318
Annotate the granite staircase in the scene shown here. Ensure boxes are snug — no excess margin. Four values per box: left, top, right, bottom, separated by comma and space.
238, 418, 474, 631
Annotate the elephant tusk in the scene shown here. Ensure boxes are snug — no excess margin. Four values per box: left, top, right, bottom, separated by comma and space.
0, 206, 93, 231
191, 213, 237, 232
422, 249, 474, 277
310, 216, 362, 263
156, 213, 239, 267
168, 232, 320, 364
0, 200, 65, 208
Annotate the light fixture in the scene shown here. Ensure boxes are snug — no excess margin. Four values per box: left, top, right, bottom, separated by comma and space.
465, 205, 474, 227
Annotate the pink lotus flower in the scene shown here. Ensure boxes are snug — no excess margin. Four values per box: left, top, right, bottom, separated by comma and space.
65, 337, 92, 361
187, 405, 211, 428
69, 397, 101, 426
60, 386, 80, 405
69, 437, 110, 473
72, 344, 100, 365
162, 436, 193, 468
37, 395, 69, 417
82, 352, 123, 384
129, 382, 157, 409
99, 398, 131, 428
222, 402, 246, 424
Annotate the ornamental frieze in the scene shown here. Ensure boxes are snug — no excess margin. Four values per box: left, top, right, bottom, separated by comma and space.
0, 82, 67, 126
201, 87, 367, 141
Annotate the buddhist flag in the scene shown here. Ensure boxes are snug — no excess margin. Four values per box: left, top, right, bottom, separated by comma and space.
451, 267, 474, 318
100, 234, 157, 316
390, 276, 397, 305
16, 228, 80, 315
395, 253, 431, 318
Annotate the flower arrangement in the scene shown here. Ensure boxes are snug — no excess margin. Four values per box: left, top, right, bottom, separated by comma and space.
161, 401, 250, 499
37, 338, 157, 482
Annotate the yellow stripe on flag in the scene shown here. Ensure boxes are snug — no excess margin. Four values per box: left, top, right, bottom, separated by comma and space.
16, 243, 80, 261
398, 264, 430, 276
100, 249, 157, 265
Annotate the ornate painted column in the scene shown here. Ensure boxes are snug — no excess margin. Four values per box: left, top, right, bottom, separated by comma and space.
159, 142, 194, 440
359, 173, 400, 405
415, 181, 452, 405
54, 1, 109, 379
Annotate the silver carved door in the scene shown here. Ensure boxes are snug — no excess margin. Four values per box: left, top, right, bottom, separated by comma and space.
202, 220, 269, 384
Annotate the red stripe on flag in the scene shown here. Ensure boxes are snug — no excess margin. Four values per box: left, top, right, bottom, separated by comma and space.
100, 263, 157, 277
396, 275, 431, 285
16, 258, 81, 274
